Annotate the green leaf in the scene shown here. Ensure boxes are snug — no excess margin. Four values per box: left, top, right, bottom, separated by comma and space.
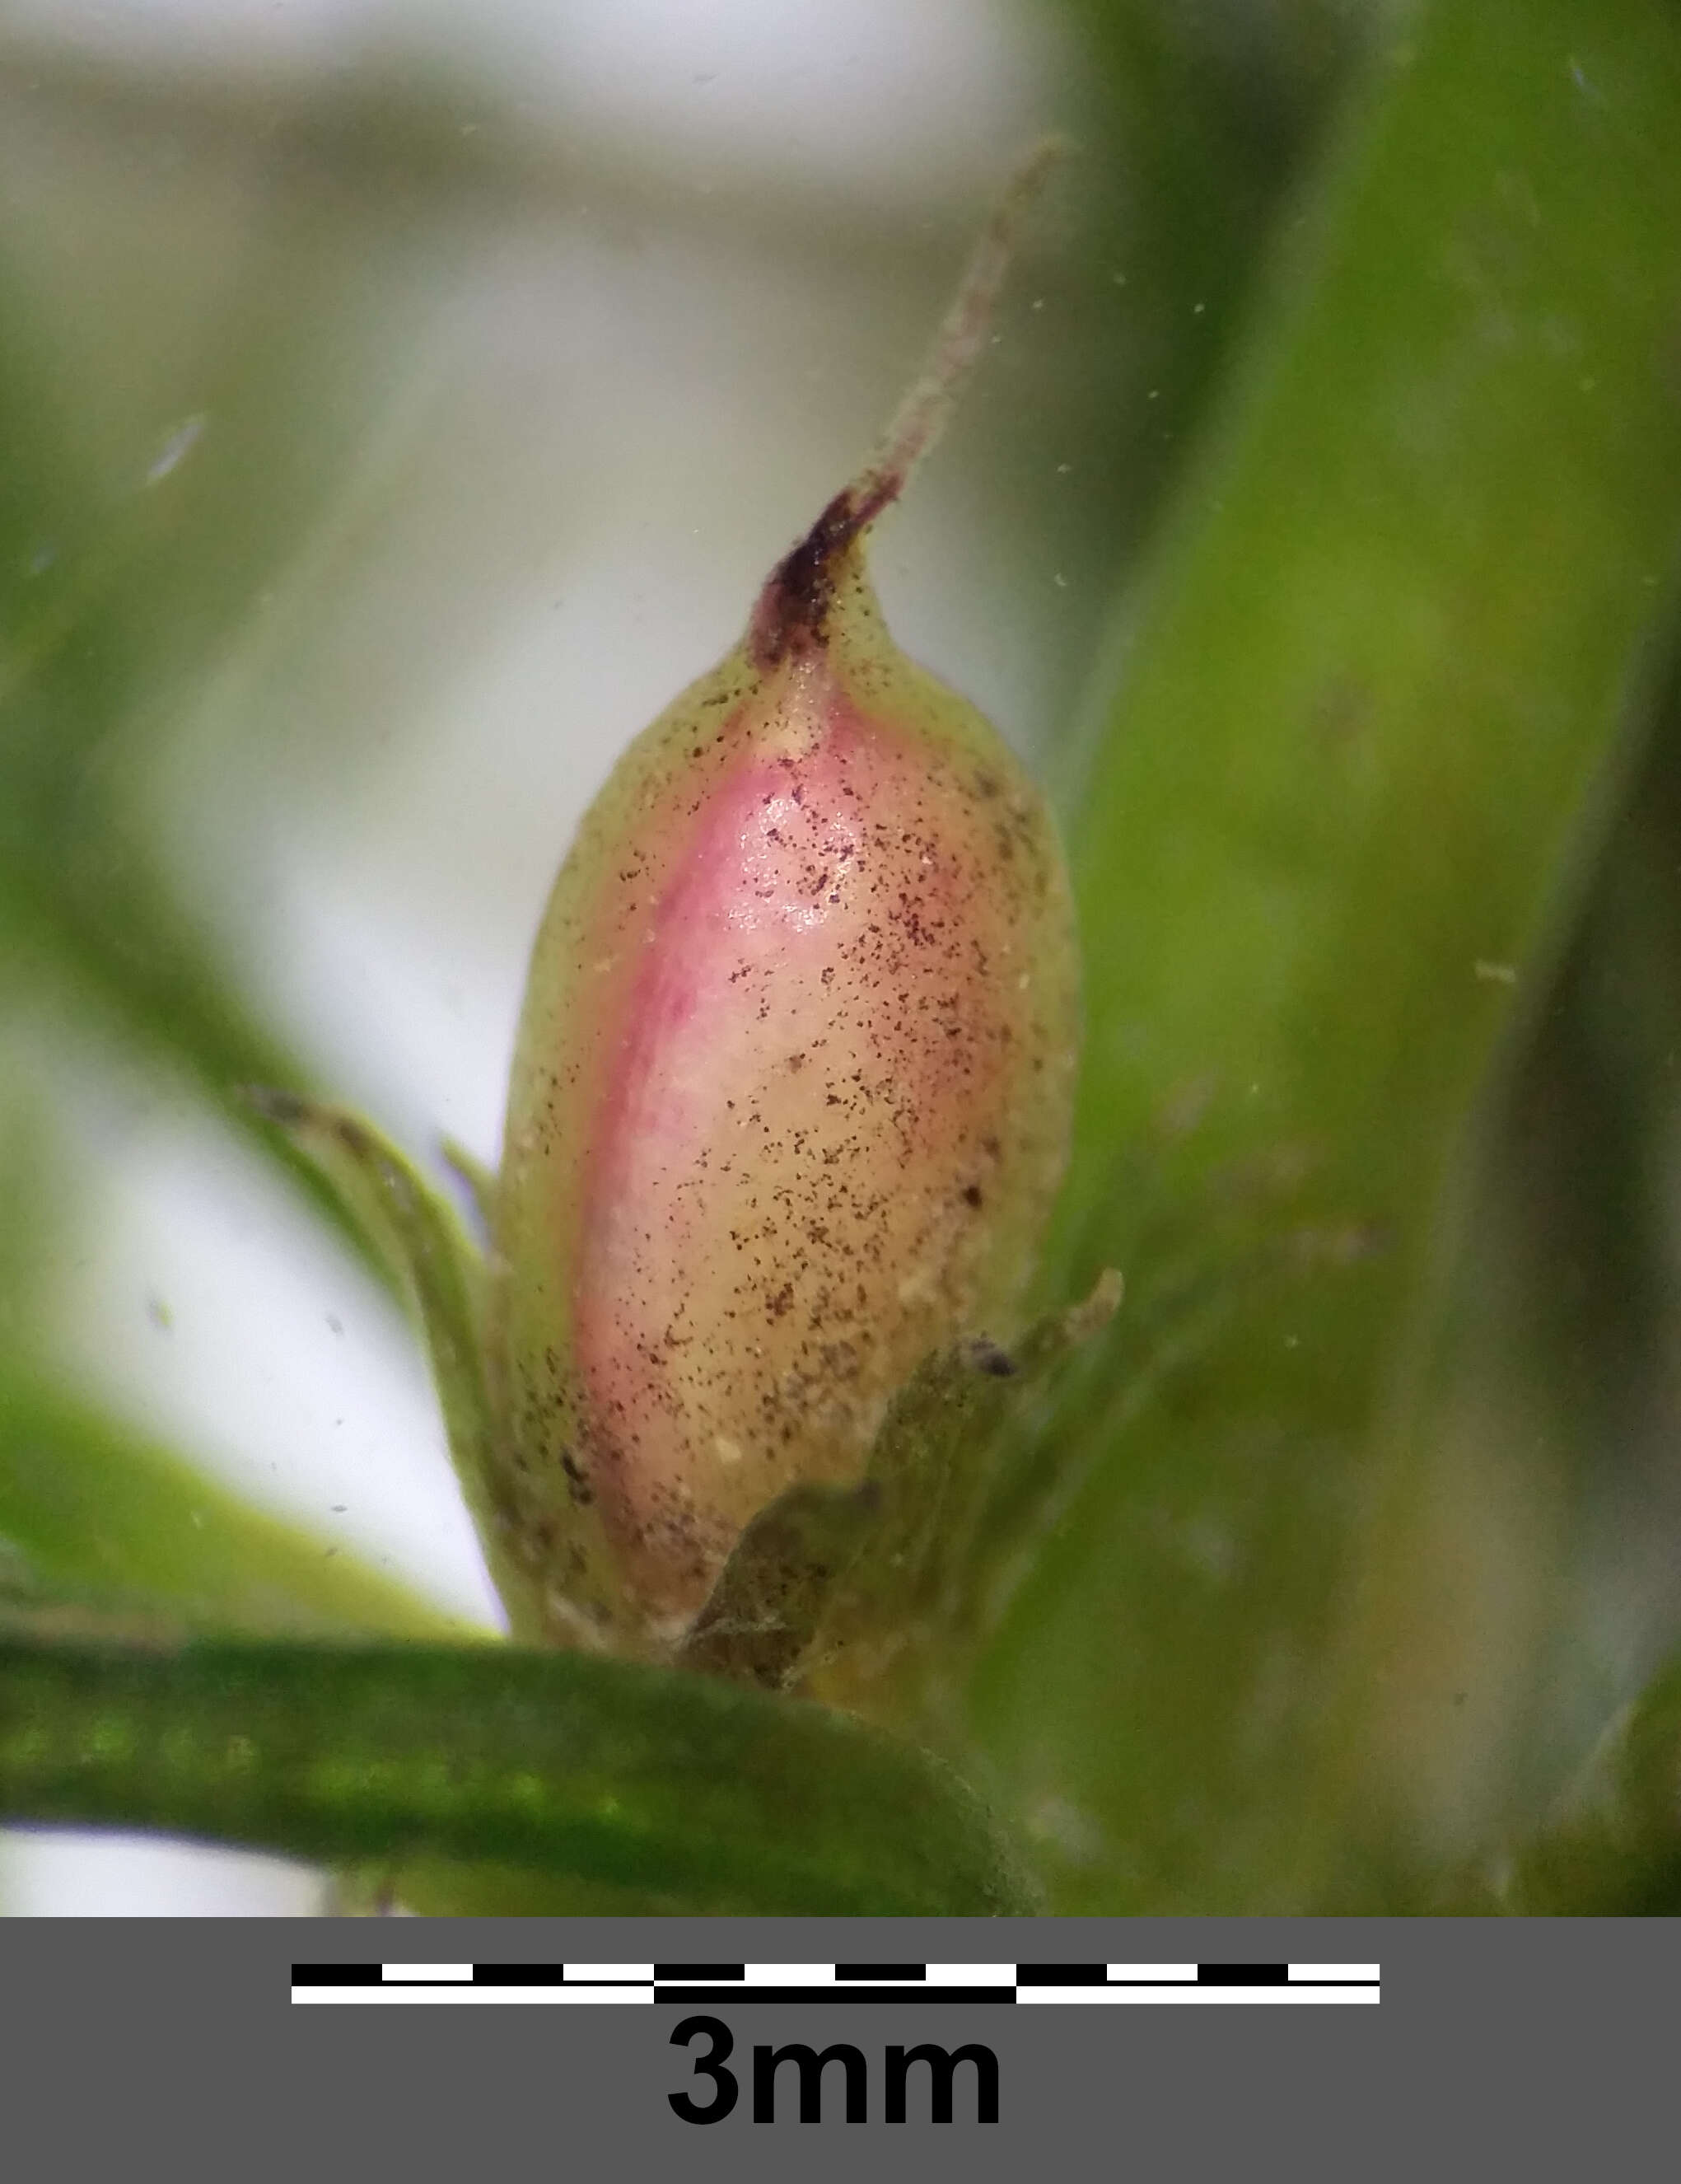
974, 0, 1681, 1909
1450, 1649, 1681, 1916
0, 216, 444, 1284
0, 1638, 1042, 1916
0, 1368, 469, 1643
246, 1091, 547, 1642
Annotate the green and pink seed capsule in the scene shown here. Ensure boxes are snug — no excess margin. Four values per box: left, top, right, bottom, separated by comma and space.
488, 147, 1081, 1654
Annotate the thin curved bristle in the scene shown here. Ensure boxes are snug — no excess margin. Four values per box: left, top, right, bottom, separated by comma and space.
750, 136, 1072, 663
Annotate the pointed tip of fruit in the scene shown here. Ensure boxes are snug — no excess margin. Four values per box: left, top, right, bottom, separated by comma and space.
748, 488, 890, 666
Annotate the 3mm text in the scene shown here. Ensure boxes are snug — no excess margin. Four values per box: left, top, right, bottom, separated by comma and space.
666, 2014, 999, 2124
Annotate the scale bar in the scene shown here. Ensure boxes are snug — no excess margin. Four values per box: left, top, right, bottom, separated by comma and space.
291, 1961, 1380, 2007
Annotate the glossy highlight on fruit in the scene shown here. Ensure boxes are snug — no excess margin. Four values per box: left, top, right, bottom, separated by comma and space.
489, 147, 1080, 1654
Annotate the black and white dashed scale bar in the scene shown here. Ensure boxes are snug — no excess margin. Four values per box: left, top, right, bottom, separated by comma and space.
292, 1962, 1380, 2006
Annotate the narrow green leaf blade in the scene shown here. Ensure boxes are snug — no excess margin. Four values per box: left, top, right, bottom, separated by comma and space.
0, 1639, 1041, 1916
247, 1092, 546, 1640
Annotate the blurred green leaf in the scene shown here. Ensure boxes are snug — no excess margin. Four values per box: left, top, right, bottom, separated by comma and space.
0, 194, 451, 1274
0, 1637, 1040, 1915
0, 1368, 469, 1643
971, 0, 1681, 1909
1445, 1646, 1681, 1915
1057, 0, 1370, 348
1033, 0, 1377, 630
